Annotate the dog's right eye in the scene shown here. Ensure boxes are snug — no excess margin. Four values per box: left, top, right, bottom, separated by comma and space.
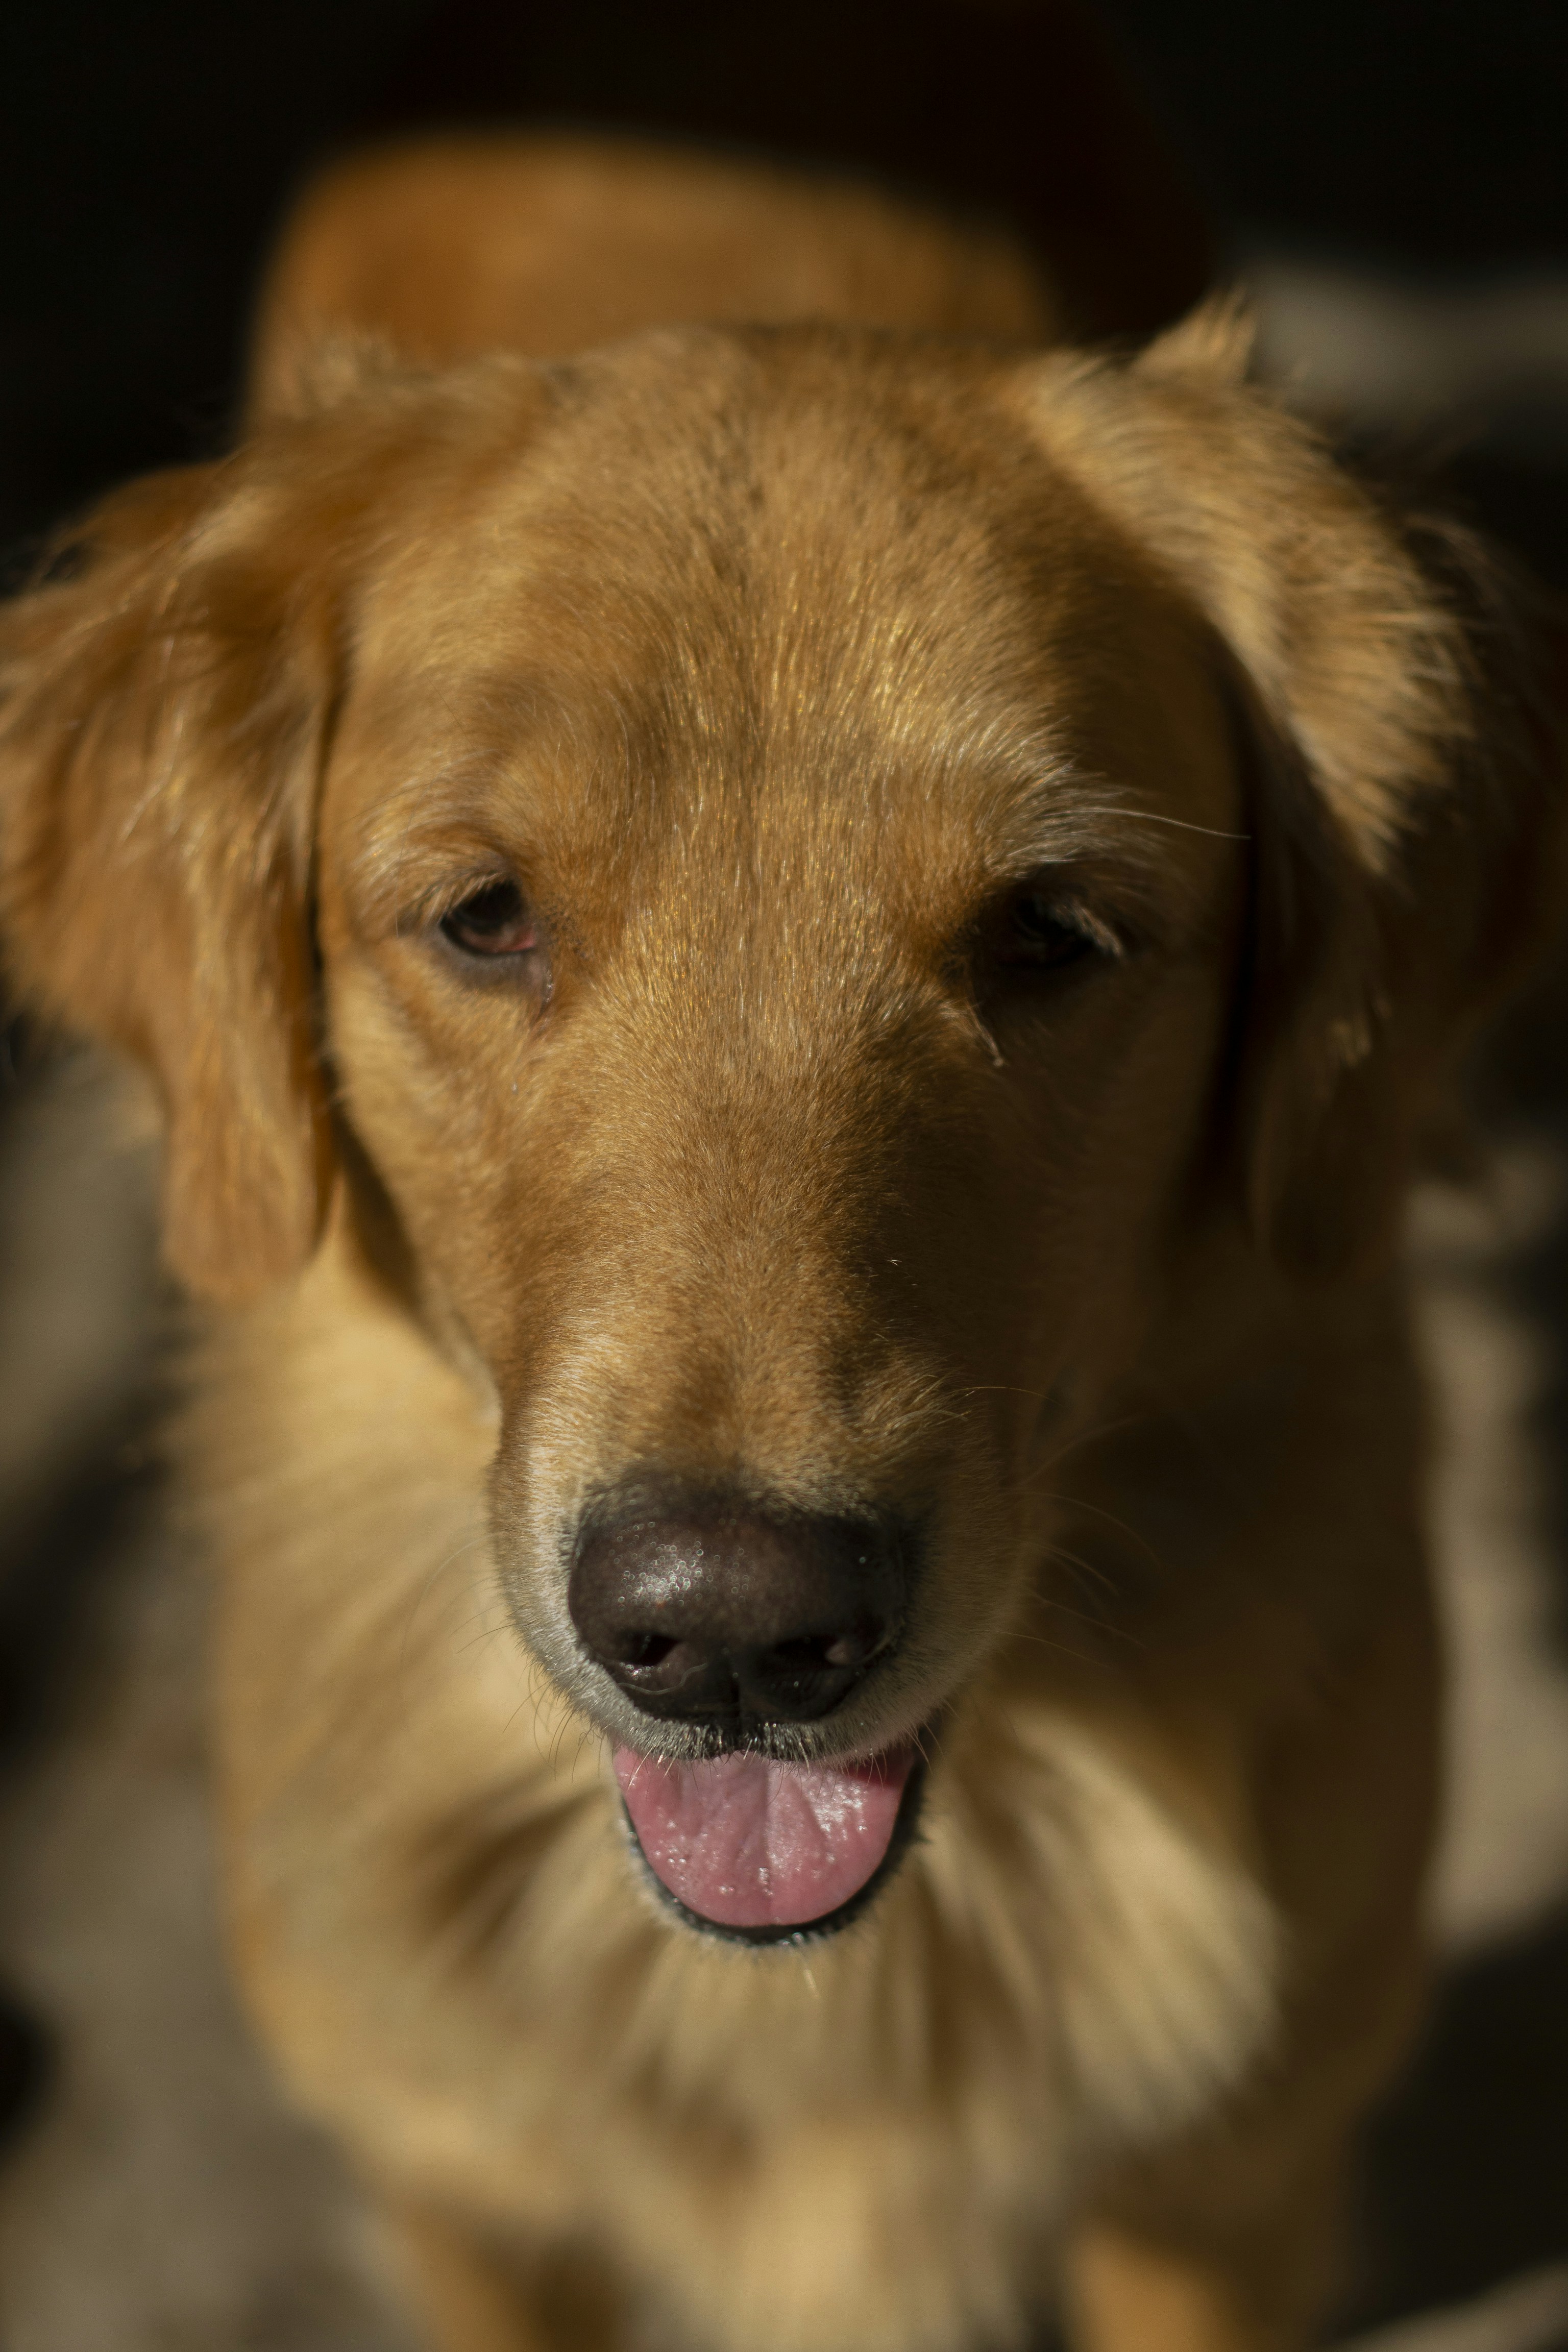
998, 891, 1101, 971
984, 884, 1120, 981
439, 879, 539, 960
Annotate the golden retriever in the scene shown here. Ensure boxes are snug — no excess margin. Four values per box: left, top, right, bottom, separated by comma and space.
1, 135, 1562, 2352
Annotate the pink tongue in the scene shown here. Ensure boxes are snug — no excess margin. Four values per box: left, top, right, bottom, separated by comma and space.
614, 1745, 913, 1930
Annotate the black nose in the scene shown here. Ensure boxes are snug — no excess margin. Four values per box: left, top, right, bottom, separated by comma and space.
568, 1496, 907, 1727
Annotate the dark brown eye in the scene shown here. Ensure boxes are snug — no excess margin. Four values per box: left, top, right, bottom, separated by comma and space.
439, 879, 539, 960
995, 890, 1102, 972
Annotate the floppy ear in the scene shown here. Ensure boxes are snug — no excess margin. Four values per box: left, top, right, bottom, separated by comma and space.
1032, 301, 1567, 1276
0, 369, 427, 1303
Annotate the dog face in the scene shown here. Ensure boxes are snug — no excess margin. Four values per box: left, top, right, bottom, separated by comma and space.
317, 333, 1242, 1755
2, 316, 1557, 1934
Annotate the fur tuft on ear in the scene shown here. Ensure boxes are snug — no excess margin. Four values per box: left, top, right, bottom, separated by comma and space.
248, 324, 430, 429
1137, 289, 1257, 386
1015, 331, 1567, 1278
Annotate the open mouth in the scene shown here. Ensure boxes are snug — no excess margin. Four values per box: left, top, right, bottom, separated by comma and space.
614, 1742, 926, 1945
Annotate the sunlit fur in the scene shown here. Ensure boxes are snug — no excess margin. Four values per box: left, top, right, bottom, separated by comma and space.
0, 141, 1562, 2352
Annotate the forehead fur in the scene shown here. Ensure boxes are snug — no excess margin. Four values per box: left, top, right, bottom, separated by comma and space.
332, 326, 1237, 932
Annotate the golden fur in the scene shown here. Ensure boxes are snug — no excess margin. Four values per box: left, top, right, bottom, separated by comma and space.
0, 139, 1562, 2352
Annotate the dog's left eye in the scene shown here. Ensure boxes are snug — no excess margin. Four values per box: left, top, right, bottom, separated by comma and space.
439, 879, 539, 959
994, 890, 1105, 972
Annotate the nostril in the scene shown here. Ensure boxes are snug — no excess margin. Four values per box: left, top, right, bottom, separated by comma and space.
762, 1637, 839, 1686
824, 1616, 892, 1671
743, 1618, 889, 1719
767, 1621, 883, 1676
608, 1630, 677, 1670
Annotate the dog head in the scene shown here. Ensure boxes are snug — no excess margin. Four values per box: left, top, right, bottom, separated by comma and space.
3, 314, 1559, 1935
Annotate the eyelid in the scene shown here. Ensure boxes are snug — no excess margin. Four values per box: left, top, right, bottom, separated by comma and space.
395, 867, 521, 937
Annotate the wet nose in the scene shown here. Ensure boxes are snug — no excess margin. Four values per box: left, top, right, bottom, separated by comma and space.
568, 1497, 907, 1726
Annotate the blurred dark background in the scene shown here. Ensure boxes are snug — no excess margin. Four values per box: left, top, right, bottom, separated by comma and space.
4, 0, 1568, 581
1, 5, 1565, 2345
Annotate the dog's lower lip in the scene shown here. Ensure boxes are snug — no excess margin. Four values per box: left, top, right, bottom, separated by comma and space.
614, 1742, 922, 1941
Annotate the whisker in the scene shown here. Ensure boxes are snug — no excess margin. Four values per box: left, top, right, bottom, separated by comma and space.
1066, 802, 1251, 844
1024, 1406, 1157, 1476
1020, 1487, 1166, 1574
1035, 1542, 1121, 1603
396, 1533, 489, 1728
